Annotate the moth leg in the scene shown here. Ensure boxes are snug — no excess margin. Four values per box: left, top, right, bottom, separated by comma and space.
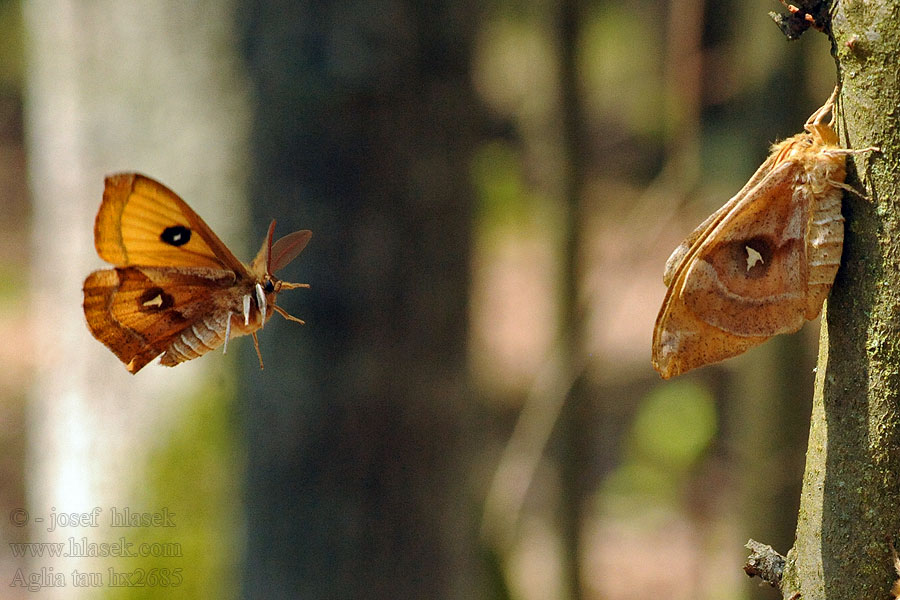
243, 294, 252, 326
827, 177, 874, 200
825, 145, 881, 199
279, 282, 310, 290
271, 303, 306, 325
255, 282, 268, 322
826, 146, 881, 156
223, 313, 233, 354
251, 331, 264, 369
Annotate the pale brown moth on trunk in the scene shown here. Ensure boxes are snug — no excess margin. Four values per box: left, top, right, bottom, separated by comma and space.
83, 173, 311, 374
652, 87, 877, 379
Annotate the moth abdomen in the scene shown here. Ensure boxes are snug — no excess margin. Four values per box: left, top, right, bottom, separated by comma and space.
159, 312, 230, 367
803, 185, 845, 317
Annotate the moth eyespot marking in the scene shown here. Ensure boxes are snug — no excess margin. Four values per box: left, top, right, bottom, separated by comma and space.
143, 295, 163, 308
161, 225, 192, 247
745, 246, 764, 271
731, 237, 773, 279
138, 287, 174, 312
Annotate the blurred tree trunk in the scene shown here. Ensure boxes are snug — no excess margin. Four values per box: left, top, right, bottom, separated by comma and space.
781, 3, 900, 598
236, 2, 482, 598
25, 2, 249, 599
557, 0, 588, 598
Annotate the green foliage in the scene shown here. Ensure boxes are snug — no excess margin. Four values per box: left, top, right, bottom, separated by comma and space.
631, 380, 717, 470
579, 4, 665, 138
101, 382, 242, 600
0, 263, 23, 302
599, 380, 716, 518
471, 141, 541, 232
0, 0, 23, 89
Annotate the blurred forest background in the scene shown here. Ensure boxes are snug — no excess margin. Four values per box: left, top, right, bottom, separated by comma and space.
0, 0, 842, 599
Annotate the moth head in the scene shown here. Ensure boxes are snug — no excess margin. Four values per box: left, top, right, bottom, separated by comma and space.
250, 220, 311, 327
803, 85, 840, 147
245, 275, 292, 327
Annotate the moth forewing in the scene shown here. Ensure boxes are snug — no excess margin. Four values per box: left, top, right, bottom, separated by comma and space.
652, 160, 811, 379
663, 154, 798, 287
96, 173, 250, 275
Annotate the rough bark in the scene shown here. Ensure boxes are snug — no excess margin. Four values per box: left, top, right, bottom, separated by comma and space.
781, 2, 900, 598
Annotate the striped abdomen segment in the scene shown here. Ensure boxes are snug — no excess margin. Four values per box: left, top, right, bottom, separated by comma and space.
160, 311, 232, 367
805, 186, 844, 318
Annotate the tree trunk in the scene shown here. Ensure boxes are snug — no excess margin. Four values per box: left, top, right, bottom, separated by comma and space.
24, 2, 249, 598
236, 2, 482, 598
781, 3, 900, 598
557, 0, 588, 597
